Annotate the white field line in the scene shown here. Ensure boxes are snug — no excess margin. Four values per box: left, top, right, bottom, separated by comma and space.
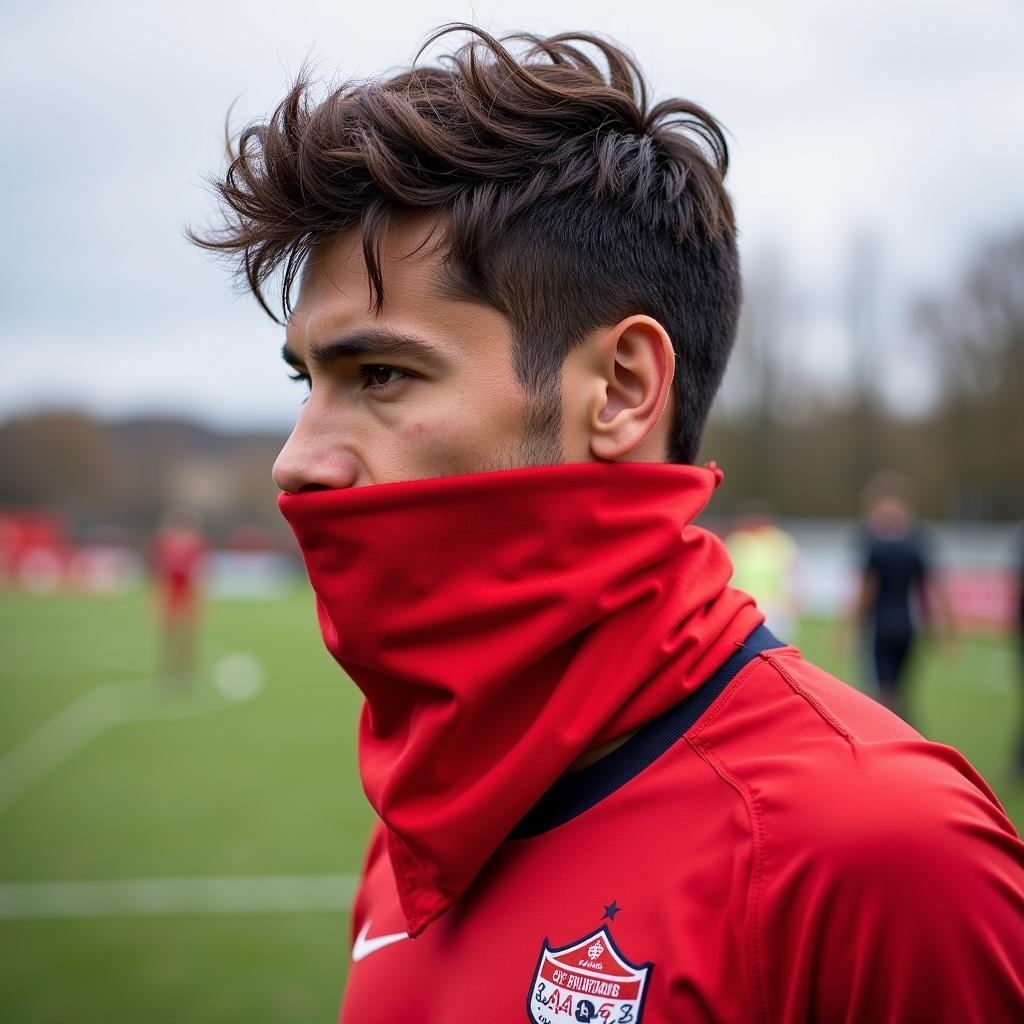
0, 874, 359, 919
0, 655, 262, 815
0, 682, 134, 815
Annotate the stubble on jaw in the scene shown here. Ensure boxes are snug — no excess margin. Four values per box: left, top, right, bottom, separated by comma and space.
417, 370, 568, 482
479, 384, 567, 474
428, 398, 565, 481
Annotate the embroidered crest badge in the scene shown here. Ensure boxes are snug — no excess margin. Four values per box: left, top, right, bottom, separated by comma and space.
526, 925, 653, 1023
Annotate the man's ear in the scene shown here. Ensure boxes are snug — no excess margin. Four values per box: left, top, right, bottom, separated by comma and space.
587, 315, 676, 461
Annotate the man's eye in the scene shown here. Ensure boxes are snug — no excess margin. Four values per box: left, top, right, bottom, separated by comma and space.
287, 371, 311, 404
357, 364, 409, 391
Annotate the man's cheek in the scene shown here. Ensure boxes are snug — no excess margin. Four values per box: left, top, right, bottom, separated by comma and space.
399, 415, 470, 466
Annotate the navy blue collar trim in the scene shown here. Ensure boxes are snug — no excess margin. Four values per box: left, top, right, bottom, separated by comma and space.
508, 624, 784, 839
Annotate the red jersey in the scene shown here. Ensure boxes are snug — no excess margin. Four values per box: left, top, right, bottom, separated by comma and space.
341, 628, 1024, 1022
275, 461, 1024, 1022
151, 526, 206, 616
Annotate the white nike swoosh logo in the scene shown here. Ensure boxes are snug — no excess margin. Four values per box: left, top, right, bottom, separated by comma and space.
351, 920, 410, 962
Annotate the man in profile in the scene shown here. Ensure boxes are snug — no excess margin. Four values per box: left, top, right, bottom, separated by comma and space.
191, 23, 1024, 1022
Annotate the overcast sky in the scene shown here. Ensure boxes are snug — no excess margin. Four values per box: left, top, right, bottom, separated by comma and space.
1, 0, 1021, 431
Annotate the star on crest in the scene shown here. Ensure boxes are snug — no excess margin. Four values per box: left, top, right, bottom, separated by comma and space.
602, 900, 621, 921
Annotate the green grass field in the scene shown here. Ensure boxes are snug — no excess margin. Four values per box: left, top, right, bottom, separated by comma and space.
1, 589, 1022, 1022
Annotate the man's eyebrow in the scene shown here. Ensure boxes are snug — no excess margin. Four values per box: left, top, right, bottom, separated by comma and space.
280, 328, 445, 370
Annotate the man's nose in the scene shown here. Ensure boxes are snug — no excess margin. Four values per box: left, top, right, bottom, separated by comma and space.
272, 409, 360, 494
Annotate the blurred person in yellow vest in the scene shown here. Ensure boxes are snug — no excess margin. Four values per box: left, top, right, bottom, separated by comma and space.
726, 502, 802, 643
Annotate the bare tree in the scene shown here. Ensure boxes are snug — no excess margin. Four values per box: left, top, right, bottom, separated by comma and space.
915, 228, 1024, 518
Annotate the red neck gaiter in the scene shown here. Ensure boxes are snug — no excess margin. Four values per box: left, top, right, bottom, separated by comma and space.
278, 460, 762, 937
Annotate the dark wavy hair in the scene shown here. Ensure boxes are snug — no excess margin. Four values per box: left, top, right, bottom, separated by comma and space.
187, 22, 741, 463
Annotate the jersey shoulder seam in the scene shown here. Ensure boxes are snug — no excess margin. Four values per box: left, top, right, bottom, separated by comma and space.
683, 647, 851, 1023
686, 649, 773, 738
760, 650, 854, 740
686, 654, 773, 1024
686, 732, 769, 1023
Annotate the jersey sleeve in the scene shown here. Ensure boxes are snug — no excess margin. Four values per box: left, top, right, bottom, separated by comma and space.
761, 744, 1024, 1022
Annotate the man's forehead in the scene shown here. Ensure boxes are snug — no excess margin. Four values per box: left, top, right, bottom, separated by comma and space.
292, 220, 453, 326
303, 215, 449, 281
287, 219, 493, 353
294, 233, 373, 308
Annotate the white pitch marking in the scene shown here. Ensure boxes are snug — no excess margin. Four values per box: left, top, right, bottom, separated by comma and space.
0, 655, 264, 815
0, 874, 359, 919
0, 682, 131, 815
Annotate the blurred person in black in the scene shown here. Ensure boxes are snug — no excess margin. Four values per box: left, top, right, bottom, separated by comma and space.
847, 473, 954, 723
